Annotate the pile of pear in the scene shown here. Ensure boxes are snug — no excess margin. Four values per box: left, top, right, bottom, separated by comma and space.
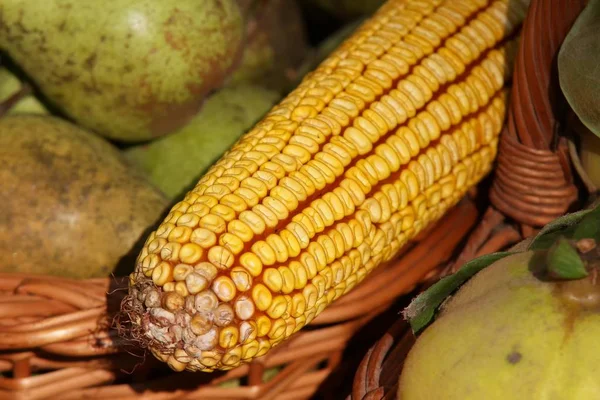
0, 0, 373, 279
0, 0, 314, 278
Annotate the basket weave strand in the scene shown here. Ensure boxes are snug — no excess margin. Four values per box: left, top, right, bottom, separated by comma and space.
489, 0, 585, 227
0, 198, 478, 400
351, 0, 589, 397
448, 0, 586, 272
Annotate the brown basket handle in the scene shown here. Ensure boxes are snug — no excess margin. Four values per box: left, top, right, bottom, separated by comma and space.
449, 0, 588, 271
489, 0, 585, 228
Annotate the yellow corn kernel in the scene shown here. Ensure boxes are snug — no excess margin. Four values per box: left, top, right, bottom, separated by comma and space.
129, 0, 527, 372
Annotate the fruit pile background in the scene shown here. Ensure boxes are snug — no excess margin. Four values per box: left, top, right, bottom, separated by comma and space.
0, 0, 386, 396
4, 0, 600, 398
0, 0, 383, 280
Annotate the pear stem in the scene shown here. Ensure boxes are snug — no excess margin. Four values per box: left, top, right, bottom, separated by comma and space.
0, 83, 32, 118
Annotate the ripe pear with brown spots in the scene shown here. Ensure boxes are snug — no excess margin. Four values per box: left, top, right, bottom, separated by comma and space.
0, 115, 169, 278
398, 242, 600, 399
0, 0, 244, 142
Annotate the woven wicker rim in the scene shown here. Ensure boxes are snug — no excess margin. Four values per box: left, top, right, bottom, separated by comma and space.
0, 197, 479, 399
350, 0, 590, 398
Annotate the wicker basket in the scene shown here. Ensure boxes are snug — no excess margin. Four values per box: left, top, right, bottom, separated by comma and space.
1, 0, 573, 397
349, 0, 591, 398
0, 194, 482, 400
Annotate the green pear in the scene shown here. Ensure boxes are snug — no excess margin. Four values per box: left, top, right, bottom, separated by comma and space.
399, 206, 600, 399
301, 0, 384, 20
0, 67, 48, 115
229, 0, 310, 94
293, 17, 365, 83
579, 127, 600, 188
399, 248, 600, 399
0, 115, 170, 279
124, 84, 280, 199
0, 0, 245, 142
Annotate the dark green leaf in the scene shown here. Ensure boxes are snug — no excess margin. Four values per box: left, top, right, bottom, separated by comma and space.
558, 0, 600, 138
404, 202, 600, 335
403, 252, 513, 335
546, 239, 588, 279
573, 205, 600, 241
528, 208, 595, 250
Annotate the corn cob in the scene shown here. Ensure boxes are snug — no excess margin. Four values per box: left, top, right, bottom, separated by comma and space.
125, 0, 529, 372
